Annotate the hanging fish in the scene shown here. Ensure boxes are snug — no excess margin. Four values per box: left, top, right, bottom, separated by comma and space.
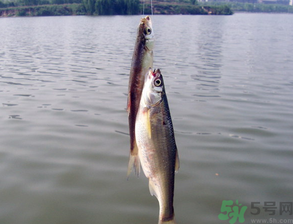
135, 69, 179, 224
127, 16, 154, 177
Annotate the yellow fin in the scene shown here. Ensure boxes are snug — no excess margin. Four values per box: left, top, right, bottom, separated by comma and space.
146, 109, 152, 139
148, 179, 157, 198
175, 150, 180, 172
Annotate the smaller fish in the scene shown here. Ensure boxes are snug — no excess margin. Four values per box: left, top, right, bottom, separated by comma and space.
127, 16, 154, 177
135, 68, 179, 224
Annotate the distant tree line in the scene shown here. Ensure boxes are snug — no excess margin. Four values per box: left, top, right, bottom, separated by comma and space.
229, 2, 293, 12
141, 3, 233, 14
82, 0, 139, 15
200, 1, 293, 13
0, 0, 140, 15
0, 4, 86, 15
2, 0, 291, 16
0, 0, 83, 8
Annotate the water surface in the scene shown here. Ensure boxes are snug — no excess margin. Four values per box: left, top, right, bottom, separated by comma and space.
0, 14, 293, 224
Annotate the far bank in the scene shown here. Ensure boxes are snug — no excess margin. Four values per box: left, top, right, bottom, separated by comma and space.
0, 2, 233, 17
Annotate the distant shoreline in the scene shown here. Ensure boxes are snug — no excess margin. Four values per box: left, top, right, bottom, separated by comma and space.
1, 2, 293, 17
0, 4, 84, 17
0, 3, 234, 17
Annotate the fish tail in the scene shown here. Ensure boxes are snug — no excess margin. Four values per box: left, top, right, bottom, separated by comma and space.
127, 151, 140, 178
158, 218, 177, 224
158, 207, 176, 224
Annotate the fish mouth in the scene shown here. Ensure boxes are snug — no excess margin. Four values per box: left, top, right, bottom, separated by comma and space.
147, 68, 161, 80
153, 69, 161, 78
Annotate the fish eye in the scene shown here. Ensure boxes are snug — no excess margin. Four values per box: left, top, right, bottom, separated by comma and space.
144, 27, 152, 35
154, 78, 161, 87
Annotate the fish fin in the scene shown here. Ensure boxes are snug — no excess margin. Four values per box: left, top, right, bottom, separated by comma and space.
141, 107, 152, 139
127, 152, 140, 178
148, 179, 157, 197
127, 93, 131, 114
175, 150, 180, 172
146, 108, 152, 139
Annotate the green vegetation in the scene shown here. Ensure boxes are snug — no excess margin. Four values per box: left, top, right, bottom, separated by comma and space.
0, 0, 234, 16
142, 3, 233, 15
0, 4, 86, 16
0, 0, 140, 15
91, 0, 140, 15
1, 0, 293, 16
229, 2, 293, 13
0, 0, 83, 7
201, 2, 293, 13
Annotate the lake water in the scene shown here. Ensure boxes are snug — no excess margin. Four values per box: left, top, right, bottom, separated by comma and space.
0, 13, 293, 224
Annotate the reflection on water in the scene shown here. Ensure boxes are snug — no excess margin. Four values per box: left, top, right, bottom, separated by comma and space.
0, 14, 293, 224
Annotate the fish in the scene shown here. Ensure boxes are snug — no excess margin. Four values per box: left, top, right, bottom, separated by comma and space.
127, 16, 154, 177
135, 68, 180, 224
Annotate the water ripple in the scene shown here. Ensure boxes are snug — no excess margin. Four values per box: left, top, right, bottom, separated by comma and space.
0, 15, 293, 224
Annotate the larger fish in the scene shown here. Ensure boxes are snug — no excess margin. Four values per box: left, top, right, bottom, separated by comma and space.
127, 16, 154, 177
135, 69, 180, 224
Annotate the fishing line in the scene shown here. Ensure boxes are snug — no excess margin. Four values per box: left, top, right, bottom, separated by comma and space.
142, 0, 153, 17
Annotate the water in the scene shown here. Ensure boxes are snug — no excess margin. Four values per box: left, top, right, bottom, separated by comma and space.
0, 14, 293, 224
